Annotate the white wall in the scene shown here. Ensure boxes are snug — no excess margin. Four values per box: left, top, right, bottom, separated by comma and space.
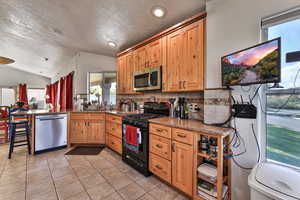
52, 51, 116, 95
206, 0, 300, 199
0, 66, 50, 88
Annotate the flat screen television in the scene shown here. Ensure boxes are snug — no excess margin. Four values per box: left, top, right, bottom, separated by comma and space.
221, 38, 281, 86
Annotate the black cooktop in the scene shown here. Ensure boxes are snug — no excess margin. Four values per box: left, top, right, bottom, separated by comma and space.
124, 113, 164, 121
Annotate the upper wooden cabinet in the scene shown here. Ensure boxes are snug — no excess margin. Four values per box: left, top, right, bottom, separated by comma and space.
117, 12, 206, 93
117, 52, 134, 94
165, 20, 204, 92
133, 38, 163, 70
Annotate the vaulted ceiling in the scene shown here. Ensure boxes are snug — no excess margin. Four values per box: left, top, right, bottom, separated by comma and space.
0, 0, 205, 78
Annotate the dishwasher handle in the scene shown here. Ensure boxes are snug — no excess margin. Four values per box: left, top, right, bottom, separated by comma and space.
38, 117, 65, 121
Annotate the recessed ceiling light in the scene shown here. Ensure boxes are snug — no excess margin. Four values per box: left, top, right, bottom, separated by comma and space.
108, 41, 117, 48
151, 6, 166, 18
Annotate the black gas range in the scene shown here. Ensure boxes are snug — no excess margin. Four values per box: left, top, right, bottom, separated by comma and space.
122, 102, 169, 176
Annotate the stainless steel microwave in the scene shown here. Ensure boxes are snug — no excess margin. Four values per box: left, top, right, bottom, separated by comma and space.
133, 66, 161, 91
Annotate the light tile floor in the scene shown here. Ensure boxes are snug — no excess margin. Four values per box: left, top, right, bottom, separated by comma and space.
0, 144, 190, 200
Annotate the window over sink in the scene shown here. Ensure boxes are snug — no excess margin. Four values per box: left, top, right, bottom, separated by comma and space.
88, 72, 116, 105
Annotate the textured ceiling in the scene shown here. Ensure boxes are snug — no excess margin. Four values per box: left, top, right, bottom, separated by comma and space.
0, 0, 205, 78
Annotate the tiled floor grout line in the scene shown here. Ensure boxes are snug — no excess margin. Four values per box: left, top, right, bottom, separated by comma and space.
83, 154, 126, 200
25, 154, 28, 200
64, 155, 94, 200
46, 158, 61, 200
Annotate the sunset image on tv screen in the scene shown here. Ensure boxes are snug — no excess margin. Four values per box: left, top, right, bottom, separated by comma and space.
222, 39, 280, 86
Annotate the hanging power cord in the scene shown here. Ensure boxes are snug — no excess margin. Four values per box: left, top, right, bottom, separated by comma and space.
232, 123, 261, 170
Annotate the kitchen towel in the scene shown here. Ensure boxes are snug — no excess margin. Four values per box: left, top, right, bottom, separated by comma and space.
125, 125, 138, 146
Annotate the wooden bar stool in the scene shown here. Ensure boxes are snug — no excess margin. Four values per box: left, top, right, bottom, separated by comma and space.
8, 108, 31, 159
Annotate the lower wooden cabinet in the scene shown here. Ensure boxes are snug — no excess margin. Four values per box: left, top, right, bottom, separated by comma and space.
149, 153, 171, 183
172, 141, 193, 196
149, 123, 195, 197
87, 120, 105, 144
69, 113, 105, 145
105, 114, 123, 154
69, 119, 87, 143
107, 134, 122, 155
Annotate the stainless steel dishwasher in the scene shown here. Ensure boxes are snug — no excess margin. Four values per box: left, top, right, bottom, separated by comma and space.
35, 114, 67, 153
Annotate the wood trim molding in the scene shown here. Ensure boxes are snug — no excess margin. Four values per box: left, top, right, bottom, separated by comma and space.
117, 11, 207, 57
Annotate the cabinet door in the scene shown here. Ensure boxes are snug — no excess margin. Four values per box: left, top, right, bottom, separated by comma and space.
117, 56, 126, 94
147, 39, 162, 68
70, 120, 87, 143
172, 141, 193, 196
166, 29, 185, 91
125, 52, 134, 94
87, 120, 105, 144
134, 47, 147, 71
182, 20, 204, 91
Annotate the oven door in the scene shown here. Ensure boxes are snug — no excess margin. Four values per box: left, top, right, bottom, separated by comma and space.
122, 123, 148, 162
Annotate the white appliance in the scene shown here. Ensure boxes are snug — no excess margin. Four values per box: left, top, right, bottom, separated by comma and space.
35, 114, 67, 152
249, 162, 300, 200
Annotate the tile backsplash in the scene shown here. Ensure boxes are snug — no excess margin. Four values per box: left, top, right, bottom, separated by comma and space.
204, 89, 231, 124
117, 89, 231, 123
117, 91, 204, 120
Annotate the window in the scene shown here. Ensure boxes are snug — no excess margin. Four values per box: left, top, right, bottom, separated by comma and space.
88, 72, 116, 105
264, 17, 300, 167
27, 88, 46, 109
1, 88, 15, 106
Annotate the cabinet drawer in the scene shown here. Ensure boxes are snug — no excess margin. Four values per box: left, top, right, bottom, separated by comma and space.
150, 134, 171, 160
172, 128, 194, 145
149, 153, 171, 184
70, 113, 90, 120
90, 113, 105, 120
108, 134, 122, 155
107, 114, 122, 124
150, 124, 171, 139
106, 121, 122, 138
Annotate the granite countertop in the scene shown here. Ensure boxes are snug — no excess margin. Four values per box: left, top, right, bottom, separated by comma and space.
14, 109, 140, 117
149, 117, 233, 137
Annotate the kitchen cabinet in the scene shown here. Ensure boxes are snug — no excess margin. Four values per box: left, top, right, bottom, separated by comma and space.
133, 38, 163, 71
69, 113, 105, 145
165, 20, 204, 92
117, 13, 206, 93
69, 119, 87, 143
117, 52, 134, 94
149, 124, 195, 196
172, 141, 193, 196
87, 120, 105, 144
134, 46, 147, 71
105, 114, 122, 154
165, 29, 185, 91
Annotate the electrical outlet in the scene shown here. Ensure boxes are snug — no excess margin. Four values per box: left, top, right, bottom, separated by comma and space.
189, 103, 201, 113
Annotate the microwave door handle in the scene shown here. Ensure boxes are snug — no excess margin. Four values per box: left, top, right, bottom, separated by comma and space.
148, 72, 152, 87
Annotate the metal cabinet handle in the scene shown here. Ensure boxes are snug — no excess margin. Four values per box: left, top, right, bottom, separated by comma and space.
156, 144, 163, 149
183, 81, 186, 89
172, 143, 175, 152
156, 128, 163, 132
177, 133, 186, 138
155, 165, 162, 170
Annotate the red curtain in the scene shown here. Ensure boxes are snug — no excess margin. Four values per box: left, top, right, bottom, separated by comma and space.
65, 72, 73, 109
19, 84, 28, 105
59, 77, 66, 110
50, 81, 59, 110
